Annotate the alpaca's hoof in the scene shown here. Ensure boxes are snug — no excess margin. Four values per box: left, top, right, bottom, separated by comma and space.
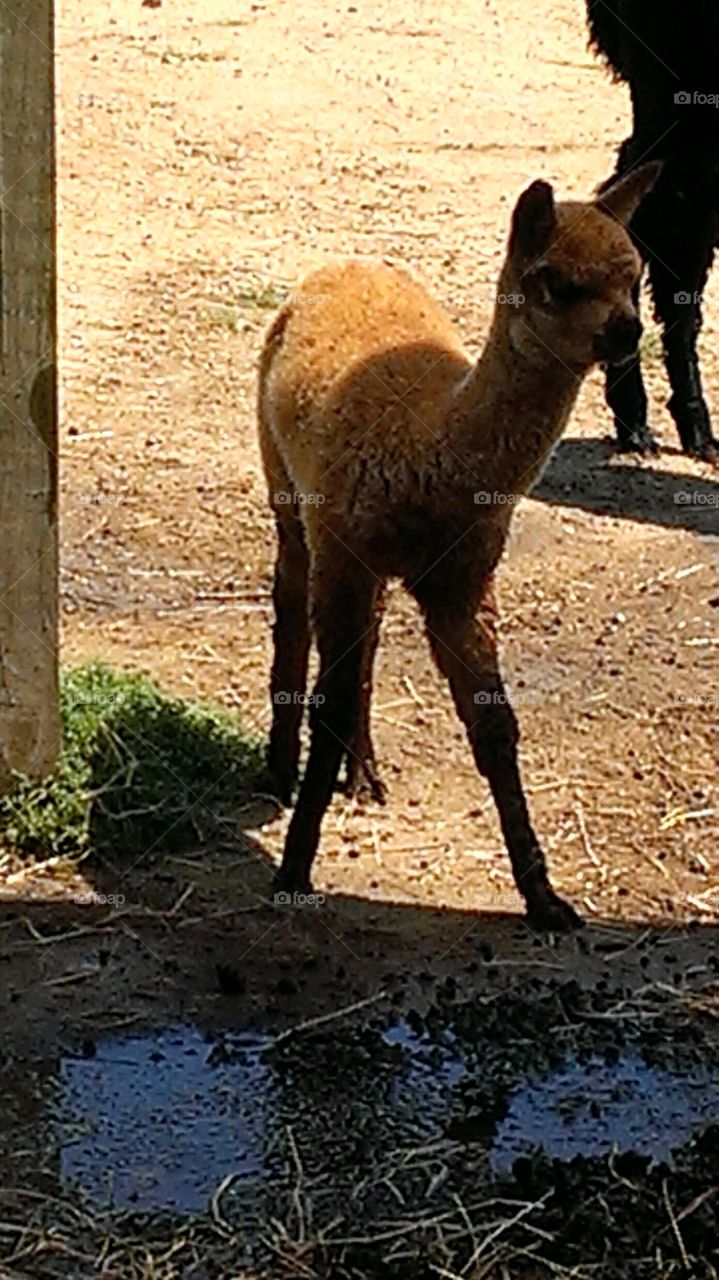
266, 754, 297, 808
671, 396, 716, 461
685, 436, 719, 464
614, 423, 659, 455
343, 755, 388, 806
271, 779, 296, 808
272, 865, 313, 902
526, 890, 583, 933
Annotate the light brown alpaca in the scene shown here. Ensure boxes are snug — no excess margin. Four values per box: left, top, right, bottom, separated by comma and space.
258, 164, 659, 931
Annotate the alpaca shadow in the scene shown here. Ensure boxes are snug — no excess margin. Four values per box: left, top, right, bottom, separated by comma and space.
533, 437, 719, 535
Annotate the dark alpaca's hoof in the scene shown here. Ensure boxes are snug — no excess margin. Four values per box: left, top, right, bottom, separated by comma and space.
671, 396, 717, 461
270, 777, 296, 808
342, 755, 388, 806
684, 436, 719, 464
614, 423, 659, 455
525, 890, 583, 933
272, 868, 314, 903
266, 752, 297, 808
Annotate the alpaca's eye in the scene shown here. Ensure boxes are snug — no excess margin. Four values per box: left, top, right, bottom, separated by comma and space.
535, 268, 591, 307
549, 277, 588, 304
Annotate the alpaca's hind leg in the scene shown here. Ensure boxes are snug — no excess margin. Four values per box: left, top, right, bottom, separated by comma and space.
416, 575, 581, 931
275, 556, 378, 894
343, 583, 387, 804
649, 235, 718, 460
604, 282, 658, 454
267, 517, 311, 805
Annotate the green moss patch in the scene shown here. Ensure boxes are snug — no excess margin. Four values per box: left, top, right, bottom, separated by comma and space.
0, 664, 265, 861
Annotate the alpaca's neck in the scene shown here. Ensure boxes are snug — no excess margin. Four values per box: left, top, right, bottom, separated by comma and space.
445, 303, 583, 495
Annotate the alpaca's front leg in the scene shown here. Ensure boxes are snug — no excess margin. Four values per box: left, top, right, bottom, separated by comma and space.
605, 356, 658, 454
604, 282, 658, 454
418, 578, 581, 932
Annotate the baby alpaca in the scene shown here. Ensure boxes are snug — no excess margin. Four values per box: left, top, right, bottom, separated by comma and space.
258, 163, 659, 932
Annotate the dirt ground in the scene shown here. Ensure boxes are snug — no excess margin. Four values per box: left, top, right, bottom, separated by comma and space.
0, 0, 718, 1272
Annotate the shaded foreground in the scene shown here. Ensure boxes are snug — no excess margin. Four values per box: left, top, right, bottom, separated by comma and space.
2, 977, 718, 1280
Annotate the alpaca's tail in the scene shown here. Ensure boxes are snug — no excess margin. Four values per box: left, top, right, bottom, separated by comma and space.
259, 305, 291, 395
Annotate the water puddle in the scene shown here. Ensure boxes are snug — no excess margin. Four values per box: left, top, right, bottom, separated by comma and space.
55, 1025, 268, 1211
492, 1052, 719, 1170
4, 1019, 718, 1216
381, 1020, 467, 1092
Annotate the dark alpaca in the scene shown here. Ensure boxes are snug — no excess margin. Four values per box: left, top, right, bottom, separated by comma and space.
587, 0, 719, 460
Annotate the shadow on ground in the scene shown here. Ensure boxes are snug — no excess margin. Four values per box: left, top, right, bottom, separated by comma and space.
533, 436, 719, 534
1, 836, 718, 1278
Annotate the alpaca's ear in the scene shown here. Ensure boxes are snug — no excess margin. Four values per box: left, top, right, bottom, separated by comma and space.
595, 161, 662, 225
510, 180, 557, 260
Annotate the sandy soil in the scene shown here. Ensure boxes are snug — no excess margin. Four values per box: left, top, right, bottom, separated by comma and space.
0, 0, 717, 1057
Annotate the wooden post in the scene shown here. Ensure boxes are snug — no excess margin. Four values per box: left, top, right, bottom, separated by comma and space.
0, 0, 59, 791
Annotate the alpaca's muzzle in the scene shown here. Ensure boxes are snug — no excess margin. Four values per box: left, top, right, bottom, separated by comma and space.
594, 314, 642, 366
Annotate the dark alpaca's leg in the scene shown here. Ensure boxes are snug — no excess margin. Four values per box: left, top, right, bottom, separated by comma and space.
415, 574, 581, 931
267, 517, 311, 805
649, 237, 718, 460
343, 583, 387, 804
275, 557, 378, 894
604, 281, 658, 454
628, 166, 719, 460
599, 150, 657, 453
